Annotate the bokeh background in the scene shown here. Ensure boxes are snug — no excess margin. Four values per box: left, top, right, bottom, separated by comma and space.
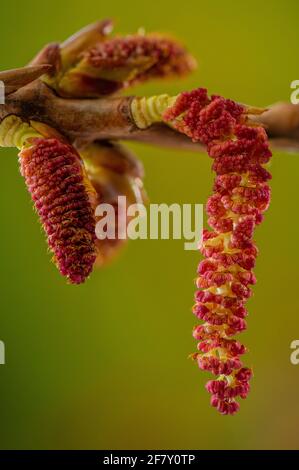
0, 0, 298, 450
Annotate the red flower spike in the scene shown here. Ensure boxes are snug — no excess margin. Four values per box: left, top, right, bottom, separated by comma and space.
19, 138, 98, 284
163, 89, 272, 415
41, 25, 196, 98
61, 34, 196, 97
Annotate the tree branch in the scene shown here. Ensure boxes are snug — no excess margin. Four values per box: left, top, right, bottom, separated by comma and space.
1, 76, 299, 152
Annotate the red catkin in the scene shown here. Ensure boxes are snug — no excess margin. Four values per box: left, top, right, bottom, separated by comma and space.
84, 34, 195, 88
164, 88, 272, 415
19, 138, 97, 284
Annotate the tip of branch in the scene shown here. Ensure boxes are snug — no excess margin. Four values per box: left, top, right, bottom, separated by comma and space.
0, 64, 52, 95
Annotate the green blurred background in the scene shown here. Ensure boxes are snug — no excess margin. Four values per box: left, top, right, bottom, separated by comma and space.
0, 0, 298, 450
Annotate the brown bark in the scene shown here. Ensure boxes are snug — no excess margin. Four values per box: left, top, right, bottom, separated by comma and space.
1, 76, 299, 152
